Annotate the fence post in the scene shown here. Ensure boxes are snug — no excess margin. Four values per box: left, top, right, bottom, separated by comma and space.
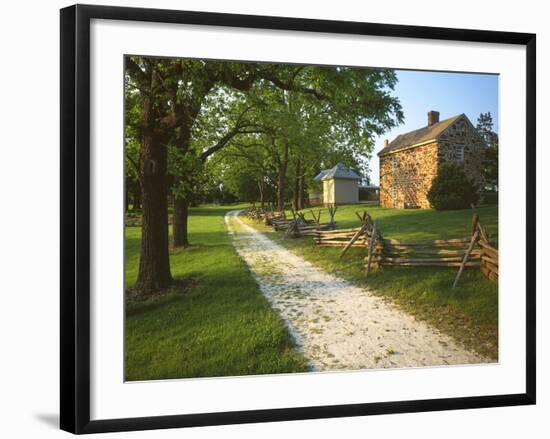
328, 205, 337, 230
340, 223, 368, 258
365, 220, 378, 281
453, 224, 480, 288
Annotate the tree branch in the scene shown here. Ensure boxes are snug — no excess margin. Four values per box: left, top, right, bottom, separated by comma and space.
125, 57, 149, 85
260, 72, 328, 100
199, 126, 265, 161
125, 152, 140, 175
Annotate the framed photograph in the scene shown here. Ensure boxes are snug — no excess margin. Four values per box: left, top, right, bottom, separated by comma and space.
60, 4, 536, 434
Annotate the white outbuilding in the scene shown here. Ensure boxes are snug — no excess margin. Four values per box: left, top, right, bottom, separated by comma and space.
313, 163, 362, 206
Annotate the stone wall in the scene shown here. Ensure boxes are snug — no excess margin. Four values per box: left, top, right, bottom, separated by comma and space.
379, 142, 438, 208
437, 117, 486, 189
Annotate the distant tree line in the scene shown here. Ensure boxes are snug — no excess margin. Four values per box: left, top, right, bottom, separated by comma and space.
476, 111, 498, 191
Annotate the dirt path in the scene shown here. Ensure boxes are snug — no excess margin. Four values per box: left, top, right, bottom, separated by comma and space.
225, 210, 487, 371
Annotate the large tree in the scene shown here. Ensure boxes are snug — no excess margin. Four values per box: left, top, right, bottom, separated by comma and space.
125, 58, 265, 292
125, 58, 402, 295
125, 58, 174, 294
152, 61, 328, 247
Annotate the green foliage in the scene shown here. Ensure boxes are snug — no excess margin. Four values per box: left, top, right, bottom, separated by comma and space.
125, 205, 308, 380
475, 112, 496, 145
476, 112, 499, 190
427, 163, 480, 210
484, 143, 498, 191
125, 56, 404, 204
481, 191, 498, 205
124, 89, 143, 210
222, 166, 261, 202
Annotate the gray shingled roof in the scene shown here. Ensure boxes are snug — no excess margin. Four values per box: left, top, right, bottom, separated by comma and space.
378, 114, 464, 157
313, 169, 330, 182
313, 163, 362, 181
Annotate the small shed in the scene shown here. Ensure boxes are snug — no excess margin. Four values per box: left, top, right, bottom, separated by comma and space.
314, 163, 362, 205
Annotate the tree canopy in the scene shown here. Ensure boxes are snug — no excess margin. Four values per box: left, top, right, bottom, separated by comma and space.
124, 56, 403, 295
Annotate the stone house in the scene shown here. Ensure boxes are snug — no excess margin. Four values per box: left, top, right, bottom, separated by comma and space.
314, 163, 362, 206
378, 111, 486, 209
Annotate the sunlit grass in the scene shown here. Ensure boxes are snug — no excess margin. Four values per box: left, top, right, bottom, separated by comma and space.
125, 204, 308, 381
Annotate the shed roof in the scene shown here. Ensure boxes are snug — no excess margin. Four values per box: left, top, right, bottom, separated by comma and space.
378, 113, 464, 157
313, 169, 329, 182
313, 163, 362, 181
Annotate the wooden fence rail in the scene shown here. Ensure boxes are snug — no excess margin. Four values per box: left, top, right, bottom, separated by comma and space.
479, 240, 499, 282
245, 206, 336, 238
246, 207, 498, 285
311, 210, 498, 286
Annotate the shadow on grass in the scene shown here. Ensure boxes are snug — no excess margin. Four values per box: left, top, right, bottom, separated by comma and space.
186, 205, 248, 217
125, 264, 309, 380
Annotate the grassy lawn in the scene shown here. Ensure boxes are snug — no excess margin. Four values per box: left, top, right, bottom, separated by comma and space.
243, 203, 498, 359
125, 204, 308, 381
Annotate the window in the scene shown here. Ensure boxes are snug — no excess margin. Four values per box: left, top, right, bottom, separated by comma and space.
455, 146, 465, 163
391, 185, 397, 201
391, 156, 398, 170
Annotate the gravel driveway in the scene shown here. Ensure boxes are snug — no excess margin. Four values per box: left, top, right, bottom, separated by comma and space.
225, 210, 488, 371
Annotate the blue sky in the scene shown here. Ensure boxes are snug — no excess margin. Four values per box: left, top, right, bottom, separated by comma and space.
368, 70, 499, 185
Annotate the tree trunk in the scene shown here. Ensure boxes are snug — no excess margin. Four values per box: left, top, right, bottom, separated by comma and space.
135, 120, 172, 294
125, 178, 129, 213
171, 118, 195, 248
132, 180, 141, 211
276, 143, 289, 211
173, 196, 190, 247
258, 179, 265, 208
298, 169, 305, 210
134, 69, 172, 295
293, 158, 302, 210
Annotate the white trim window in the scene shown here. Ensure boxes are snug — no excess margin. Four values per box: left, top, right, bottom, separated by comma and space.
455, 145, 465, 163
391, 185, 397, 201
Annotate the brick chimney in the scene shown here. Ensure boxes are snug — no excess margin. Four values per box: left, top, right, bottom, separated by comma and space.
428, 110, 440, 126
384, 139, 389, 148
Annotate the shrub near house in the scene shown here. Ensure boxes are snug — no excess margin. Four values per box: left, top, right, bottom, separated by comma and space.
427, 163, 480, 210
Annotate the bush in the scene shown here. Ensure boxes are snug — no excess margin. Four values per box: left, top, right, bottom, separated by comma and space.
427, 163, 479, 210
480, 191, 498, 205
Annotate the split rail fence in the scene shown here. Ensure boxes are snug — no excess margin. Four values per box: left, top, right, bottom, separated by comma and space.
315, 210, 498, 286
245, 206, 337, 238
244, 207, 498, 285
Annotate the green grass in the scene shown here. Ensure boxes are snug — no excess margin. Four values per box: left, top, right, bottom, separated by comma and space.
295, 203, 498, 244
125, 204, 308, 381
243, 202, 499, 359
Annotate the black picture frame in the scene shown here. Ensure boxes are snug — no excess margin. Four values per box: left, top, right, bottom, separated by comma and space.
60, 4, 536, 434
